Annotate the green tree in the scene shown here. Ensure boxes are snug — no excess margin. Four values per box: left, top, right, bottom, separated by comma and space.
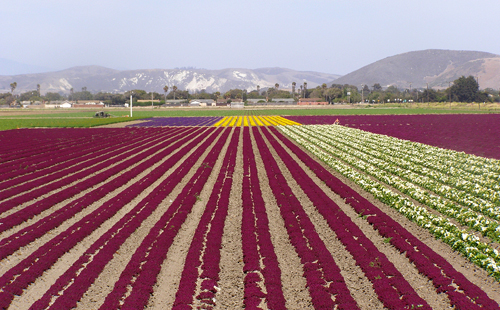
44, 92, 63, 102
372, 83, 382, 91
450, 75, 479, 102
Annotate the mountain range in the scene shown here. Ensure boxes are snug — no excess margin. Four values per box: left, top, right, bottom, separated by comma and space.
1, 49, 499, 94
0, 66, 340, 95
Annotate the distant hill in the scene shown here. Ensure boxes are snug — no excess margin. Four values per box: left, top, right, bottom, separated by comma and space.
331, 49, 500, 90
0, 66, 340, 94
0, 58, 54, 76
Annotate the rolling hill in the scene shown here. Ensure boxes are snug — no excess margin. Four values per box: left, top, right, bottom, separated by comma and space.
331, 49, 500, 89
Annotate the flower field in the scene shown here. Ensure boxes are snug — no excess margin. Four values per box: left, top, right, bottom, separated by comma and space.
285, 114, 500, 159
126, 116, 301, 127
0, 117, 499, 309
128, 117, 224, 127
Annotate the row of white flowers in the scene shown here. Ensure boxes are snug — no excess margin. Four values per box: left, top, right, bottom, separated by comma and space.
278, 125, 500, 280
301, 125, 500, 220
322, 125, 500, 196
337, 125, 500, 180
286, 125, 500, 241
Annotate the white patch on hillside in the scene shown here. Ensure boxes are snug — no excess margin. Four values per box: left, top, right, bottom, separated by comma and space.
233, 71, 247, 79
59, 78, 72, 89
173, 71, 190, 82
186, 74, 215, 91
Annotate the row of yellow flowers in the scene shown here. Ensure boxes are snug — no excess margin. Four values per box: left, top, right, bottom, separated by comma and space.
213, 116, 301, 127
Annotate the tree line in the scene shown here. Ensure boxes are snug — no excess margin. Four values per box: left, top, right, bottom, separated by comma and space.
2, 76, 498, 106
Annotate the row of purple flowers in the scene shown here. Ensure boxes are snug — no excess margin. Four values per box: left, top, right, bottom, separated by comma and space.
99, 128, 228, 309
0, 128, 188, 237
173, 128, 239, 309
241, 128, 286, 309
0, 128, 128, 181
128, 116, 224, 127
0, 127, 209, 309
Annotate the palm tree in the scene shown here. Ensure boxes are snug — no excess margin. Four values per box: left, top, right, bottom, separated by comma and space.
163, 85, 169, 103
37, 84, 41, 96
275, 83, 279, 90
70, 88, 74, 101
322, 83, 327, 101
303, 82, 308, 98
172, 85, 178, 100
256, 85, 260, 94
10, 82, 17, 95
292, 82, 296, 98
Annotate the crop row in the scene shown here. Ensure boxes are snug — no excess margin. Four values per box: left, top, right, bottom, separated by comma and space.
0, 129, 135, 184
292, 125, 500, 240
258, 127, 431, 309
173, 127, 239, 309
0, 127, 216, 309
271, 126, 500, 309
0, 128, 96, 163
279, 124, 500, 283
0, 128, 194, 238
99, 128, 229, 309
239, 128, 286, 309
213, 116, 300, 127
285, 114, 500, 160
0, 127, 170, 200
127, 116, 223, 127
0, 128, 203, 261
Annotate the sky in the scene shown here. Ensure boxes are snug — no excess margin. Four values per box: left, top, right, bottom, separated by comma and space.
1, 0, 499, 75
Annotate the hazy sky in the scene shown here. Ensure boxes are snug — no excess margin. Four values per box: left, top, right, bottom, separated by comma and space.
2, 0, 499, 75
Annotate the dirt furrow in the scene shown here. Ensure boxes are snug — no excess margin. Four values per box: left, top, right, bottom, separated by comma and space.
0, 129, 190, 273
215, 128, 245, 309
5, 128, 210, 309
250, 127, 313, 309
74, 128, 223, 310
146, 127, 234, 309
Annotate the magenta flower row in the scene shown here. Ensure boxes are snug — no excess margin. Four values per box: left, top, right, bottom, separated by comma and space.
240, 128, 286, 309
0, 127, 186, 212
0, 127, 194, 242
99, 127, 229, 310
0, 128, 150, 190
173, 127, 240, 309
0, 127, 210, 309
253, 127, 361, 309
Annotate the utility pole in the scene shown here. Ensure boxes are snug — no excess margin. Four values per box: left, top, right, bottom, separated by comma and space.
409, 82, 412, 106
130, 91, 133, 117
361, 84, 364, 104
427, 83, 429, 106
449, 82, 452, 108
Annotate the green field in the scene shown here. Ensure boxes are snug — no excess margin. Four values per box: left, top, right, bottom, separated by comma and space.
1, 104, 499, 131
